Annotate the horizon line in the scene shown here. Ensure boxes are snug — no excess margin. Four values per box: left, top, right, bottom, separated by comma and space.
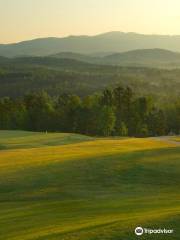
1, 31, 180, 45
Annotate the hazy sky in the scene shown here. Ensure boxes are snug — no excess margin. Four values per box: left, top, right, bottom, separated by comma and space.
1, 0, 180, 43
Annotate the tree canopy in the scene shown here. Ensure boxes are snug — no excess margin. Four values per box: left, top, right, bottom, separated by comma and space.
0, 86, 179, 137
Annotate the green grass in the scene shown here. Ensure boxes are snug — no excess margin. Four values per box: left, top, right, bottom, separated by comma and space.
0, 130, 93, 150
0, 131, 179, 240
172, 137, 180, 142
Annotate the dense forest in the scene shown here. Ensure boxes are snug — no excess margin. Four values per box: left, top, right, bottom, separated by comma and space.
0, 86, 179, 137
0, 56, 180, 137
0, 57, 180, 102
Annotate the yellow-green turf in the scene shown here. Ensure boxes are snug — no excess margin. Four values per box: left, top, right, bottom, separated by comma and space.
0, 131, 179, 240
172, 137, 180, 142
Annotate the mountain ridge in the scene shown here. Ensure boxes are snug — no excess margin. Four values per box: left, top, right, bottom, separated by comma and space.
2, 31, 180, 57
50, 48, 180, 68
1, 48, 180, 68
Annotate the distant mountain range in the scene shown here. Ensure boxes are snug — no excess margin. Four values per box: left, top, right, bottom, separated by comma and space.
103, 48, 180, 68
1, 31, 180, 57
51, 49, 180, 68
1, 48, 180, 69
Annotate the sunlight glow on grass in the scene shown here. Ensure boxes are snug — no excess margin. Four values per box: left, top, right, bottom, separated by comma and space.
0, 131, 179, 239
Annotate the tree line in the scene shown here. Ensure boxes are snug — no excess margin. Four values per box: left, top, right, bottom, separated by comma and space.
0, 86, 179, 137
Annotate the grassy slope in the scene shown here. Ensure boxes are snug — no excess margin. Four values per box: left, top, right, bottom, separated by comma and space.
0, 131, 93, 150
0, 131, 180, 240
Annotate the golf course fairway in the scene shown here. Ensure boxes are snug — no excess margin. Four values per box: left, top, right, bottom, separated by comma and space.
0, 131, 179, 240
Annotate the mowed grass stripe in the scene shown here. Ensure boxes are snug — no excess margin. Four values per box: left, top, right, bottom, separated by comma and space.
0, 138, 175, 172
0, 131, 179, 239
0, 201, 179, 240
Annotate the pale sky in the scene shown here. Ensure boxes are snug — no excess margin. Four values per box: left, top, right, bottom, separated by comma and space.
0, 0, 180, 43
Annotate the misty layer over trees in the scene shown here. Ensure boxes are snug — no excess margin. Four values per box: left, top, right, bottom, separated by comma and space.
0, 57, 180, 100
0, 54, 180, 137
0, 86, 179, 137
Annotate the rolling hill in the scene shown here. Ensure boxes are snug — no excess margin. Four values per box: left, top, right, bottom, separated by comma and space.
2, 48, 180, 69
52, 48, 180, 68
2, 31, 180, 57
103, 48, 180, 67
0, 130, 179, 239
50, 52, 99, 64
